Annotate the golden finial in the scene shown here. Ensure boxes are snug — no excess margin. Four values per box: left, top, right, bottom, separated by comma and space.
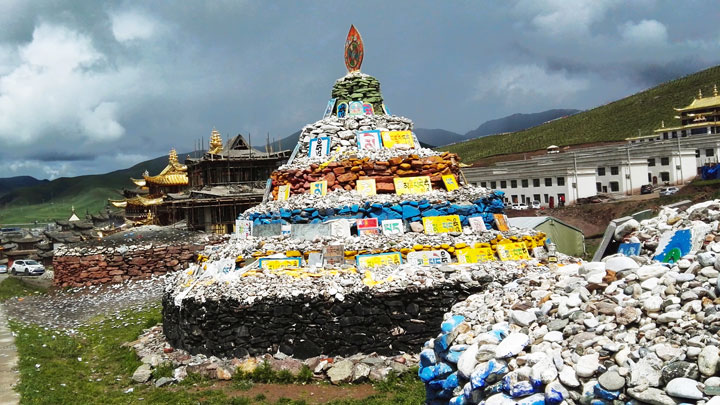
698, 89, 703, 99
169, 148, 179, 164
209, 128, 224, 155
714, 84, 718, 97
661, 120, 665, 128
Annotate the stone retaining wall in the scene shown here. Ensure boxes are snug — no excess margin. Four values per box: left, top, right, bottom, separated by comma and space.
53, 243, 205, 287
162, 281, 488, 360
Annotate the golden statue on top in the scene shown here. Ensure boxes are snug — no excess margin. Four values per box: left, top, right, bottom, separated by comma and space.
208, 128, 224, 155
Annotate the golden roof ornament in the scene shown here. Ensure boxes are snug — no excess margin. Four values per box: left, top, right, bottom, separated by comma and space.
661, 120, 665, 128
698, 89, 703, 99
209, 128, 224, 155
344, 25, 364, 73
714, 84, 718, 97
169, 148, 179, 165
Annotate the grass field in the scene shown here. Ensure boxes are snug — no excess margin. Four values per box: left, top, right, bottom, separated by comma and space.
0, 187, 120, 224
442, 65, 720, 163
2, 274, 425, 404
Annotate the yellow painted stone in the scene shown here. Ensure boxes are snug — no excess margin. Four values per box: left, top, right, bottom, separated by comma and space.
286, 250, 302, 257
413, 244, 423, 251
455, 243, 467, 249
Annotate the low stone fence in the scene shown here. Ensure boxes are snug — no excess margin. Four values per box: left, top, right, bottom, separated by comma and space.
53, 243, 205, 287
162, 280, 489, 360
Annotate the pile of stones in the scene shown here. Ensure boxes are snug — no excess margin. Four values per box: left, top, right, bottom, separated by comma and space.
330, 72, 385, 115
422, 199, 720, 405
130, 324, 416, 386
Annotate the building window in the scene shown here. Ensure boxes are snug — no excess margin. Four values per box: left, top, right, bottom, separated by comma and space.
598, 167, 606, 176
544, 194, 549, 203
533, 194, 541, 202
544, 178, 552, 186
610, 166, 619, 175
533, 178, 540, 187
661, 157, 670, 166
648, 158, 656, 166
481, 182, 487, 187
522, 179, 528, 188
609, 182, 619, 192
706, 149, 715, 157
511, 180, 517, 188
596, 182, 602, 192
490, 181, 497, 189
557, 177, 565, 186
500, 180, 507, 188
660, 172, 670, 182
696, 149, 701, 158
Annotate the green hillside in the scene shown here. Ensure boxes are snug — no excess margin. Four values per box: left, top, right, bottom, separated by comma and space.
0, 153, 193, 224
443, 65, 720, 163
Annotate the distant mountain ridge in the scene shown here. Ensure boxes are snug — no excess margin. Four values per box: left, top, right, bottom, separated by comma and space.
0, 176, 48, 197
464, 109, 580, 140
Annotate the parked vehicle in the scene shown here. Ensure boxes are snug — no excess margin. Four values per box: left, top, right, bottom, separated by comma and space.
10, 260, 45, 276
640, 184, 654, 194
531, 201, 541, 209
0, 265, 6, 274
659, 186, 679, 196
514, 203, 529, 210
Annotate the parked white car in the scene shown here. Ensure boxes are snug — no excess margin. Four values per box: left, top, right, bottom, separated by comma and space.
0, 265, 6, 274
530, 200, 541, 209
514, 203, 529, 210
659, 186, 679, 197
10, 260, 45, 276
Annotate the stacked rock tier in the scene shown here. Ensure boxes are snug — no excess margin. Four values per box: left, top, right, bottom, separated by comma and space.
330, 72, 384, 116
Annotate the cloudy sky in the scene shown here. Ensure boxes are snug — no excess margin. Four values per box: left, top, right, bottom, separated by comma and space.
2, 1, 720, 180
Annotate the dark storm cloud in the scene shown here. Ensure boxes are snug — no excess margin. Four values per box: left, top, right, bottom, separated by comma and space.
1, 1, 720, 179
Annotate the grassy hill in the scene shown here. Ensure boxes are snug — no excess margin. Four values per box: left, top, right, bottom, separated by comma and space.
0, 176, 49, 197
0, 153, 193, 224
442, 65, 720, 163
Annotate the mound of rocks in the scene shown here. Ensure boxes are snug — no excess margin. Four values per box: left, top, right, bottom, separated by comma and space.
422, 199, 720, 404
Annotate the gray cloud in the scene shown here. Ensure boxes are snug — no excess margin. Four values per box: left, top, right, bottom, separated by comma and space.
1, 1, 720, 179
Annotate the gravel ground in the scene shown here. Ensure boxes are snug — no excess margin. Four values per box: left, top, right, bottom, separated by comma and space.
3, 274, 167, 331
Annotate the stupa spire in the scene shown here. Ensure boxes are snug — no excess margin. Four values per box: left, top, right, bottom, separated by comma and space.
208, 128, 224, 155
344, 25, 364, 73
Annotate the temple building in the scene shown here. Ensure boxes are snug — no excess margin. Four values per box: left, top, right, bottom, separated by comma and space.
111, 130, 289, 232
109, 149, 189, 224
165, 129, 290, 233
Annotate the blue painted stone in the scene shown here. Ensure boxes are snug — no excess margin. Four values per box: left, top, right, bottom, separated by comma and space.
545, 383, 564, 404
435, 334, 451, 351
442, 372, 460, 390
444, 347, 465, 363
434, 362, 453, 379
516, 393, 546, 405
419, 203, 431, 210
338, 207, 350, 214
449, 395, 467, 405
390, 204, 403, 213
291, 209, 301, 214
589, 400, 611, 405
441, 315, 466, 333
507, 380, 535, 398
422, 208, 443, 217
470, 359, 508, 390
350, 204, 359, 213
593, 384, 620, 400
428, 379, 446, 390
408, 201, 419, 206
419, 366, 435, 383
420, 349, 437, 368
446, 207, 457, 214
310, 218, 321, 224
371, 203, 383, 209
402, 205, 421, 219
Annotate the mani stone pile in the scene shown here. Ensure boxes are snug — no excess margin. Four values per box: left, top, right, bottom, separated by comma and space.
331, 72, 384, 122
422, 199, 720, 405
162, 70, 549, 361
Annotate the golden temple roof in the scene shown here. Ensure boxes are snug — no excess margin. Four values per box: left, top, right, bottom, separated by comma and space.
208, 128, 224, 155
110, 195, 165, 207
143, 149, 188, 186
674, 85, 720, 112
131, 178, 146, 187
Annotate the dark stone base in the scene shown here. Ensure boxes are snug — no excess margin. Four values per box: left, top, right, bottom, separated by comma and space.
162, 282, 486, 359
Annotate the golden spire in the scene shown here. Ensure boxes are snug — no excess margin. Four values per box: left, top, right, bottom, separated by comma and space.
661, 120, 665, 128
208, 128, 224, 155
169, 148, 179, 165
698, 89, 703, 99
714, 84, 718, 97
